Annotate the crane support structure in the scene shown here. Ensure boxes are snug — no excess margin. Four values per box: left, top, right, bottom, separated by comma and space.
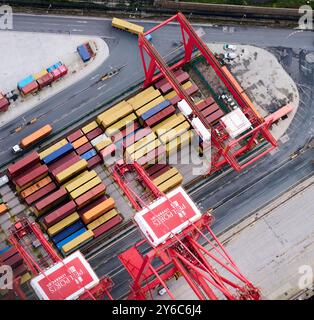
138, 12, 278, 173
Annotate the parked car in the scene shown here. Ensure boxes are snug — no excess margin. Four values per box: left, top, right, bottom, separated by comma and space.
223, 44, 237, 51
224, 52, 237, 60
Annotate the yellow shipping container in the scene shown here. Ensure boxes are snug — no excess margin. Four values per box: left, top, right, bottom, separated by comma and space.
82, 121, 98, 134
97, 101, 133, 127
154, 114, 186, 137
95, 139, 112, 152
87, 209, 118, 230
130, 139, 161, 161
70, 176, 102, 199
65, 170, 97, 193
104, 113, 137, 137
166, 130, 193, 156
47, 212, 80, 237
56, 159, 88, 184
157, 173, 183, 193
159, 121, 191, 144
39, 139, 68, 159
127, 86, 155, 107
135, 96, 165, 116
34, 69, 48, 80
129, 90, 161, 110
164, 81, 192, 100
62, 230, 94, 255
153, 167, 179, 186
125, 132, 156, 155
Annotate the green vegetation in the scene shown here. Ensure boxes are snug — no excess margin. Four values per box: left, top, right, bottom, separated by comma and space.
180, 0, 311, 9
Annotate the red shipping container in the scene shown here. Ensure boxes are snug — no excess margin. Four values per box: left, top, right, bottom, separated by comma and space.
13, 264, 28, 277
146, 164, 169, 177
5, 253, 23, 268
86, 127, 103, 141
75, 183, 106, 208
7, 152, 39, 178
123, 127, 152, 149
77, 194, 108, 217
170, 84, 199, 105
37, 73, 54, 89
201, 103, 220, 118
75, 142, 93, 156
48, 151, 77, 172
21, 81, 39, 96
51, 155, 81, 177
35, 187, 68, 215
93, 215, 123, 238
155, 69, 184, 89
137, 145, 166, 166
25, 182, 57, 205
67, 129, 84, 143
87, 154, 102, 169
111, 121, 141, 143
150, 165, 172, 180
58, 65, 68, 77
100, 144, 116, 160
144, 105, 176, 127
206, 109, 224, 124
159, 72, 190, 95
51, 68, 62, 81
0, 97, 9, 111
14, 165, 48, 189
12, 162, 42, 184
0, 247, 18, 262
196, 97, 215, 111
43, 200, 77, 228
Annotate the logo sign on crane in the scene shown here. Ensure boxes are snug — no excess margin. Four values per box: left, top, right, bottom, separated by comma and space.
30, 251, 99, 300
134, 186, 202, 247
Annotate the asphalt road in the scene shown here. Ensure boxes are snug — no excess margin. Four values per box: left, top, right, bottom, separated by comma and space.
1, 14, 313, 299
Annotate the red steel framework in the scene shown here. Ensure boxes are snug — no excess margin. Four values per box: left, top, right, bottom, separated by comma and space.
8, 217, 113, 300
115, 161, 261, 300
138, 12, 278, 174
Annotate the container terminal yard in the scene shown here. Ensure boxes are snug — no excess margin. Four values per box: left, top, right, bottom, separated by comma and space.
0, 8, 313, 302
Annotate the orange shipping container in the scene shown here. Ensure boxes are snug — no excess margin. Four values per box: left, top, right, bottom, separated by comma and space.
72, 136, 88, 149
0, 204, 8, 215
20, 124, 53, 149
82, 197, 115, 224
20, 176, 52, 198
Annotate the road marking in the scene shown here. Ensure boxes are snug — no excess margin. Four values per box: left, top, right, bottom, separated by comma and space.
90, 74, 100, 80
72, 29, 83, 32
76, 20, 88, 24
97, 84, 106, 90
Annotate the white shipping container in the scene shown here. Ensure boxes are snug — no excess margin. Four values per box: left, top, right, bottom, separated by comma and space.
191, 117, 211, 142
91, 133, 108, 147
178, 99, 192, 117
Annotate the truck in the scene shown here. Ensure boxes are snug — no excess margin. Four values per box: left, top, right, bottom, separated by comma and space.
12, 124, 53, 154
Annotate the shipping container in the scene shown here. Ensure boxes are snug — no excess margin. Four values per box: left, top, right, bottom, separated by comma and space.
75, 183, 106, 208
149, 165, 172, 180
145, 164, 169, 177
70, 176, 102, 200
201, 103, 219, 118
55, 159, 88, 184
17, 75, 35, 89
130, 139, 161, 161
0, 247, 17, 262
137, 145, 166, 167
19, 125, 53, 150
90, 133, 108, 147
39, 139, 68, 159
92, 215, 123, 238
77, 44, 91, 62
125, 132, 157, 155
97, 101, 133, 127
159, 72, 190, 95
20, 81, 39, 96
123, 128, 152, 149
82, 197, 115, 225
159, 122, 190, 144
196, 97, 215, 111
75, 142, 93, 156
65, 170, 97, 193
105, 113, 137, 137
156, 173, 183, 193
94, 139, 112, 153
50, 155, 81, 177
61, 230, 94, 255
154, 69, 184, 89
72, 136, 88, 149
5, 254, 23, 268
51, 220, 85, 244
135, 96, 165, 116
34, 69, 48, 80
87, 208, 118, 230
0, 96, 9, 112
127, 86, 156, 109
152, 114, 185, 134
43, 200, 77, 228
42, 143, 74, 165
153, 167, 179, 186
144, 105, 176, 128
48, 151, 77, 172
86, 127, 103, 141
34, 187, 68, 216
7, 152, 39, 178
128, 90, 161, 110
36, 73, 54, 89
110, 122, 140, 144
20, 176, 52, 198
56, 227, 87, 250
67, 130, 84, 143
58, 65, 68, 77
206, 109, 224, 124
164, 81, 193, 100
47, 212, 80, 236
0, 203, 8, 215
87, 155, 102, 169
99, 144, 116, 160
112, 17, 144, 35
46, 61, 62, 73
81, 149, 97, 161
140, 100, 171, 122
25, 182, 57, 206
166, 130, 192, 156
82, 121, 98, 134
14, 165, 49, 190
77, 195, 108, 217
169, 85, 199, 106
51, 68, 62, 81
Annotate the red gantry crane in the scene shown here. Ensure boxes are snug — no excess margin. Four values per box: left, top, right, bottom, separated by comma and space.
138, 12, 279, 174
115, 161, 260, 300
8, 217, 113, 300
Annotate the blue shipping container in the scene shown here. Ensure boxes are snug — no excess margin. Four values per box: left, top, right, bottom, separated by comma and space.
0, 246, 11, 255
140, 100, 170, 121
52, 220, 85, 244
47, 61, 63, 73
77, 45, 91, 63
17, 75, 35, 89
42, 143, 74, 165
56, 227, 87, 250
81, 149, 97, 161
